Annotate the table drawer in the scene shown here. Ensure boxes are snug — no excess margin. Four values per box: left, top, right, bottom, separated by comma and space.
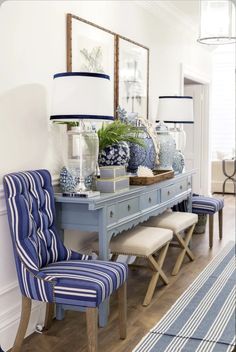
107, 205, 117, 225
140, 190, 159, 210
175, 178, 188, 194
118, 197, 140, 220
161, 184, 176, 202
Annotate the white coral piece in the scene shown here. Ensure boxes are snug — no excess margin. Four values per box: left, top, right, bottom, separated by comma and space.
137, 166, 154, 177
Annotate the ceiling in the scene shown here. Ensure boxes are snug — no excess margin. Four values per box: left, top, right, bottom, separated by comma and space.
147, 0, 201, 28
168, 0, 200, 23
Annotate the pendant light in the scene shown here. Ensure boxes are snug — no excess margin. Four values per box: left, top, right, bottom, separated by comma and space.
197, 0, 236, 45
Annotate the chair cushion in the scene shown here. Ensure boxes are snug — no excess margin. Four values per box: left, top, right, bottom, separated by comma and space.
144, 211, 198, 234
92, 226, 173, 257
192, 196, 224, 215
41, 260, 128, 308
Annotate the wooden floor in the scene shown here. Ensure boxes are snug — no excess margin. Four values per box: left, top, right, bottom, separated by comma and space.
21, 195, 235, 352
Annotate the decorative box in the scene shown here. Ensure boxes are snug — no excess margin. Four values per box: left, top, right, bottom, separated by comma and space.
96, 176, 129, 193
99, 165, 126, 179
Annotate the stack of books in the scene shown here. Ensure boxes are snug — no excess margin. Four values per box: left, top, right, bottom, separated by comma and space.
96, 166, 129, 193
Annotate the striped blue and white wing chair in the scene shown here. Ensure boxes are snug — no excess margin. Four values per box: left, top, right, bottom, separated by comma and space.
4, 169, 128, 352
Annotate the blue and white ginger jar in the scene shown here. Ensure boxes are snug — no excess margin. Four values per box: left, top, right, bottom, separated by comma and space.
128, 128, 156, 173
60, 167, 77, 192
172, 150, 185, 174
155, 123, 176, 170
60, 167, 93, 192
98, 142, 130, 167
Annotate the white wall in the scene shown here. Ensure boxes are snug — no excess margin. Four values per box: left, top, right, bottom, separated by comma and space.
0, 1, 212, 350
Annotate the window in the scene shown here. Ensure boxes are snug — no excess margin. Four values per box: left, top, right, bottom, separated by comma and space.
211, 45, 235, 160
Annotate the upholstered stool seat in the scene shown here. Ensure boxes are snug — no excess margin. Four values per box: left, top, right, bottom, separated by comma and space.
92, 226, 173, 306
144, 211, 198, 276
192, 195, 224, 248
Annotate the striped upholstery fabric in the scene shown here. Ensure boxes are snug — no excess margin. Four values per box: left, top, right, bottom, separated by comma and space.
41, 260, 127, 307
4, 170, 127, 306
192, 195, 224, 215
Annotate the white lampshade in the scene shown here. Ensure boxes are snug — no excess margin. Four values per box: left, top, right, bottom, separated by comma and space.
157, 96, 194, 124
50, 72, 114, 121
198, 0, 236, 45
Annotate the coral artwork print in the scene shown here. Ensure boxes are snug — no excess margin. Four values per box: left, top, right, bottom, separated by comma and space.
80, 46, 105, 73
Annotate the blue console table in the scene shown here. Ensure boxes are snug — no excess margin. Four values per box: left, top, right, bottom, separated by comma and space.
54, 170, 194, 326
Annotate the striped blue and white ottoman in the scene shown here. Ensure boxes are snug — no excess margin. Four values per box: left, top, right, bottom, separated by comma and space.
192, 195, 224, 248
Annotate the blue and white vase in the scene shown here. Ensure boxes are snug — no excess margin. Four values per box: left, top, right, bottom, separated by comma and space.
98, 142, 130, 167
172, 150, 185, 174
128, 128, 156, 173
155, 123, 176, 170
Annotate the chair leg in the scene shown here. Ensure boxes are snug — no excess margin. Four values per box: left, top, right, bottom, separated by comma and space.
44, 303, 54, 330
117, 282, 127, 339
218, 209, 223, 240
209, 214, 214, 249
86, 307, 98, 352
11, 295, 32, 352
111, 254, 119, 262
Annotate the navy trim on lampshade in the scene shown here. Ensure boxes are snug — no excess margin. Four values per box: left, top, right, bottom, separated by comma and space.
53, 72, 110, 80
50, 114, 114, 121
159, 96, 193, 99
156, 120, 194, 124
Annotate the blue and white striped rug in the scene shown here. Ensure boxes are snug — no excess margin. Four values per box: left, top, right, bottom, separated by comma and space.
133, 242, 236, 352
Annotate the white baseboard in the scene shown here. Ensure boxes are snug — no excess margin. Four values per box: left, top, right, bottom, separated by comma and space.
0, 280, 45, 351
0, 299, 45, 352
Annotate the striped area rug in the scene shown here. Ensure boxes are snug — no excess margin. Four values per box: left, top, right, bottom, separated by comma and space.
133, 241, 236, 352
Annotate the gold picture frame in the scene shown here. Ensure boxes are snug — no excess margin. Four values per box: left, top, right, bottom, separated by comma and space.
67, 13, 149, 119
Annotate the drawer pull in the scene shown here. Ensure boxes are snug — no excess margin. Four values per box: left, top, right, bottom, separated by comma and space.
110, 211, 114, 218
188, 182, 191, 186
180, 185, 183, 190
127, 204, 131, 211
167, 191, 170, 196
148, 197, 152, 203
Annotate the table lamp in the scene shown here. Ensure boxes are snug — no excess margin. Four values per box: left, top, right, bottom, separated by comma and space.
156, 96, 194, 173
157, 96, 194, 151
50, 72, 113, 195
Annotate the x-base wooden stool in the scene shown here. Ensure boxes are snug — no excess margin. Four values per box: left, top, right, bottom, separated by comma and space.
92, 226, 173, 306
144, 211, 198, 276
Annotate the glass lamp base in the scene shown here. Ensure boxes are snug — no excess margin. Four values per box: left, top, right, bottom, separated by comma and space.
75, 180, 89, 193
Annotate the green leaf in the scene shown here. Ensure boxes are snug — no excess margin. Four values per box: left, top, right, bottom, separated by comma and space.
98, 120, 145, 151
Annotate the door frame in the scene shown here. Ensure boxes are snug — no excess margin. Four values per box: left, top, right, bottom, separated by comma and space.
180, 63, 211, 195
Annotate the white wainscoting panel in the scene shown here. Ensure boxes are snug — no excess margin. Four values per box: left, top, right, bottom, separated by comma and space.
0, 300, 46, 352
0, 175, 58, 351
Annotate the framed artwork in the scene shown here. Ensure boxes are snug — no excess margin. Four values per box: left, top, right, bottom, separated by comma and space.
67, 14, 116, 112
66, 13, 149, 119
117, 37, 149, 119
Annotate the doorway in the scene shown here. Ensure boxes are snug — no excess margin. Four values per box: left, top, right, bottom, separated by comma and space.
180, 67, 210, 195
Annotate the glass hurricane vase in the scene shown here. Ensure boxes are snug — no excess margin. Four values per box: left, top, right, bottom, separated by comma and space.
67, 124, 98, 192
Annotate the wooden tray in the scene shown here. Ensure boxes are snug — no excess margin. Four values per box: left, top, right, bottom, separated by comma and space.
129, 170, 174, 186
